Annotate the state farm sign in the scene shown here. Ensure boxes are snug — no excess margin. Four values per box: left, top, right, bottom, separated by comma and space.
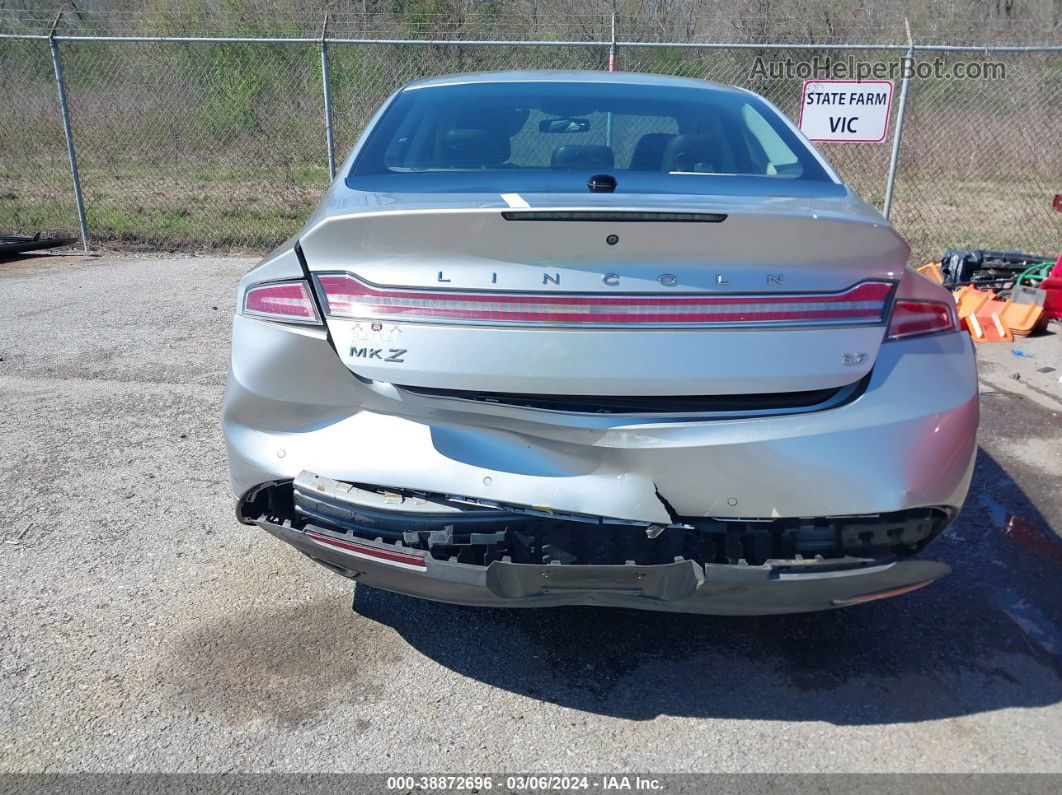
798, 80, 894, 143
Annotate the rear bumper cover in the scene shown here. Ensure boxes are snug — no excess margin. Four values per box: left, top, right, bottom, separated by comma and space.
253, 515, 950, 615
223, 315, 976, 613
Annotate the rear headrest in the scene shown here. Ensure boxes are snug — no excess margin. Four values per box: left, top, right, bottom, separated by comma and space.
629, 133, 675, 171
661, 134, 736, 174
550, 144, 615, 170
443, 129, 511, 168
455, 106, 529, 137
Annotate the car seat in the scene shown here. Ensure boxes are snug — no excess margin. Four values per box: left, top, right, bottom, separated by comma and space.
442, 129, 511, 169
661, 133, 736, 174
550, 144, 615, 170
629, 133, 675, 171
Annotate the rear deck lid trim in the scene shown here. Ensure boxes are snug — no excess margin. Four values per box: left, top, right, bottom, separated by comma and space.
500, 210, 728, 222
315, 274, 894, 328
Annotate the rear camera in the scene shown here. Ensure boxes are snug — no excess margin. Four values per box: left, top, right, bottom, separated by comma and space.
606, 234, 619, 246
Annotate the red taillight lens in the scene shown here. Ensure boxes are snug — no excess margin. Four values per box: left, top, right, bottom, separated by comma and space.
887, 300, 956, 340
316, 274, 893, 328
243, 280, 320, 324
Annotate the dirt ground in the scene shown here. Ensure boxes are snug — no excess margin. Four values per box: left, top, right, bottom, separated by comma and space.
0, 253, 1060, 774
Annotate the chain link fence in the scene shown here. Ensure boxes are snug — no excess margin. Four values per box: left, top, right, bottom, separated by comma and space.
1, 17, 1060, 262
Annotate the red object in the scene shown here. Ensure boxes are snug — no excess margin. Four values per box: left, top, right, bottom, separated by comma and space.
1001, 515, 1062, 566
887, 299, 956, 340
244, 280, 319, 322
317, 274, 893, 327
305, 531, 427, 570
1053, 194, 1062, 212
1042, 254, 1062, 321
831, 579, 936, 606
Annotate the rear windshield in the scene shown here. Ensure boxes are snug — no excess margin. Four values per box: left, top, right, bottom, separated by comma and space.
348, 81, 832, 185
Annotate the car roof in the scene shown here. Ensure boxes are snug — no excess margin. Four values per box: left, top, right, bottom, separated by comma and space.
402, 70, 735, 93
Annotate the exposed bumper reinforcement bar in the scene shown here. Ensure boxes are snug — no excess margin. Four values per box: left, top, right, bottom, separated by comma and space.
253, 516, 951, 615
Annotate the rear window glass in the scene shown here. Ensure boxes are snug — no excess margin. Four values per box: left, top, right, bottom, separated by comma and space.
350, 81, 829, 182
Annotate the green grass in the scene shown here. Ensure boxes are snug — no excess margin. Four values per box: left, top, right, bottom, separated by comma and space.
2, 162, 1059, 260
3, 42, 1057, 256
890, 178, 1062, 262
1, 161, 330, 251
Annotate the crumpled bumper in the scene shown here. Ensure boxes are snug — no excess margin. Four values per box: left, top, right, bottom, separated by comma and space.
224, 313, 976, 614
253, 516, 950, 615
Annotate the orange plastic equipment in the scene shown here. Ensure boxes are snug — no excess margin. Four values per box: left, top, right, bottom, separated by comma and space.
954, 285, 991, 321
969, 299, 1014, 343
952, 283, 1047, 342
997, 299, 1045, 337
916, 262, 944, 284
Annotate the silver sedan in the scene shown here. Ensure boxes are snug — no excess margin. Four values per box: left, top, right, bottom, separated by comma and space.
223, 71, 978, 614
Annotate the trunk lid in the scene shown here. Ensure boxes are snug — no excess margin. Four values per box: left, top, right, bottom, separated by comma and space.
299, 191, 907, 398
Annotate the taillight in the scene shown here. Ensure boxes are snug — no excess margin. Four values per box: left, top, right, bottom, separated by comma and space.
242, 280, 320, 324
887, 300, 957, 340
884, 268, 959, 340
315, 274, 893, 328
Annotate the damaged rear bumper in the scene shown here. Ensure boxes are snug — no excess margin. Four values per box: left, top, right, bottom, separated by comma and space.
239, 475, 952, 615
252, 514, 949, 615
222, 314, 976, 614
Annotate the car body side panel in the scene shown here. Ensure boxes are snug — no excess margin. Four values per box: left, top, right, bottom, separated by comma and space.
237, 240, 304, 286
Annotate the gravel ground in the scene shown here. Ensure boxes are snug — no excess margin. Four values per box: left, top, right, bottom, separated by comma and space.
0, 253, 1060, 774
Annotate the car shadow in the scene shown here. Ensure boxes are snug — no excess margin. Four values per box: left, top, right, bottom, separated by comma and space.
353, 448, 1062, 725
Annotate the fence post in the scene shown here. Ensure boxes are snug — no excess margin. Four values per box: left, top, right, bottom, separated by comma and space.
883, 21, 914, 221
605, 13, 617, 147
320, 14, 337, 181
608, 12, 617, 71
48, 11, 90, 251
